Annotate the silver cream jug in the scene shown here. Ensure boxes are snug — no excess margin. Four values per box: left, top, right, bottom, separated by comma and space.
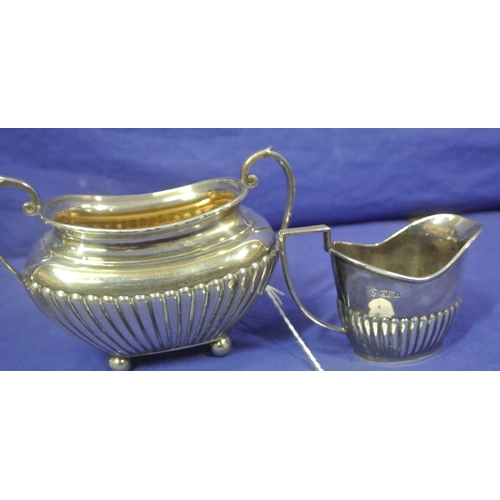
279, 214, 483, 364
0, 148, 295, 370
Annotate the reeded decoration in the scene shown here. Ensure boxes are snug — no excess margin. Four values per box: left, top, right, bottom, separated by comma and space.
338, 299, 461, 363
26, 253, 276, 362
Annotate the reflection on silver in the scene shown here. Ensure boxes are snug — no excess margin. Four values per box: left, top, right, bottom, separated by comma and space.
0, 148, 295, 370
338, 298, 461, 363
26, 253, 276, 357
279, 214, 483, 364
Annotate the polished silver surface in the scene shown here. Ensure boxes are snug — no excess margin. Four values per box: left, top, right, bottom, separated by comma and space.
109, 355, 132, 371
211, 334, 232, 357
0, 148, 296, 369
338, 298, 460, 364
279, 214, 483, 363
26, 252, 276, 360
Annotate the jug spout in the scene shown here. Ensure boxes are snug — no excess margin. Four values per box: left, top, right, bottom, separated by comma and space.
331, 214, 483, 283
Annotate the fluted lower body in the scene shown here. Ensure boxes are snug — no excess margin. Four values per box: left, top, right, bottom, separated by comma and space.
26, 251, 276, 357
338, 298, 461, 364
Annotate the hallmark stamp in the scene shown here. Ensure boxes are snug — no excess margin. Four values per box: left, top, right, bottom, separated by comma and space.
369, 289, 401, 299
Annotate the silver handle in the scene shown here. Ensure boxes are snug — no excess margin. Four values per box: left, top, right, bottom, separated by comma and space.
240, 147, 295, 230
0, 176, 41, 282
279, 224, 346, 332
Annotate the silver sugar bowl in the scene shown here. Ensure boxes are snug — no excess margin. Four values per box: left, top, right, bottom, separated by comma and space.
0, 148, 295, 370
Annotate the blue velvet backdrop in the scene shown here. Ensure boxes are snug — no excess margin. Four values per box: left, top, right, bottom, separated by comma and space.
1, 128, 499, 370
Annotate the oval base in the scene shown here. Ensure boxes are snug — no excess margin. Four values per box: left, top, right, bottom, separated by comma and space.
354, 342, 444, 365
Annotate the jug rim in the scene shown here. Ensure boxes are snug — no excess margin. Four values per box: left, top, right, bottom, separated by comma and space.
331, 213, 483, 283
39, 177, 248, 235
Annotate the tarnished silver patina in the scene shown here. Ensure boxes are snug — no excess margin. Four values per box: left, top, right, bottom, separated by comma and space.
0, 148, 295, 370
279, 214, 482, 364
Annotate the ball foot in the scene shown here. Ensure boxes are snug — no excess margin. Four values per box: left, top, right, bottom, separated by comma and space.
109, 355, 132, 371
211, 334, 232, 357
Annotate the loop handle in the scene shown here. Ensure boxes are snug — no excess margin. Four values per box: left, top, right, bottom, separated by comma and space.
279, 225, 346, 332
240, 147, 295, 230
0, 176, 41, 282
